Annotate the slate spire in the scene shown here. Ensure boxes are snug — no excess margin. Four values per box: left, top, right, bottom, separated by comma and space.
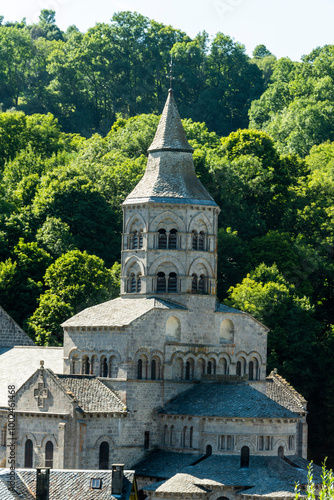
148, 89, 193, 153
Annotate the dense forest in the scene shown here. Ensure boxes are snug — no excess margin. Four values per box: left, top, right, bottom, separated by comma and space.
0, 9, 334, 465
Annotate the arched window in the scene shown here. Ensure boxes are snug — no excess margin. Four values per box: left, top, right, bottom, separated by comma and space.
185, 361, 191, 380
157, 272, 166, 293
151, 359, 156, 380
237, 357, 246, 376
192, 274, 198, 293
100, 357, 108, 378
132, 230, 138, 249
25, 439, 33, 468
240, 446, 250, 468
138, 231, 143, 249
71, 354, 78, 374
198, 231, 205, 250
137, 274, 142, 292
168, 272, 177, 292
190, 427, 193, 448
198, 358, 205, 377
236, 361, 242, 376
158, 229, 167, 249
185, 359, 194, 380
109, 356, 118, 378
198, 275, 207, 293
130, 274, 136, 293
289, 435, 294, 450
192, 230, 198, 250
249, 361, 254, 381
207, 359, 216, 375
219, 358, 228, 375
169, 229, 177, 249
137, 359, 143, 380
206, 444, 212, 456
182, 427, 187, 447
45, 441, 53, 468
91, 355, 98, 375
99, 441, 109, 470
174, 358, 183, 380
170, 426, 175, 446
220, 319, 235, 342
278, 446, 284, 458
82, 355, 90, 375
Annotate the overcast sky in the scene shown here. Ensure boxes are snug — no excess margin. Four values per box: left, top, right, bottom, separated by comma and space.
2, 0, 334, 60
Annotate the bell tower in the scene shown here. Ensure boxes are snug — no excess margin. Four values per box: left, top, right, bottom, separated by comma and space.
121, 89, 220, 306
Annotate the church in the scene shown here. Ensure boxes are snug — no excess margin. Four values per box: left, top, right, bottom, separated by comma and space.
0, 88, 321, 499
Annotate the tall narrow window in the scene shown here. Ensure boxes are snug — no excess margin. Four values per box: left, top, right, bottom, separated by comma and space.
100, 357, 108, 377
158, 229, 167, 249
130, 274, 136, 293
138, 231, 143, 249
45, 441, 53, 468
168, 273, 177, 292
99, 441, 109, 470
182, 427, 187, 447
137, 359, 143, 380
144, 431, 150, 450
82, 355, 90, 375
278, 446, 284, 458
1, 423, 7, 447
207, 361, 212, 375
198, 231, 205, 250
249, 361, 254, 381
169, 229, 177, 249
163, 425, 169, 446
192, 230, 198, 250
157, 272, 166, 293
185, 361, 191, 380
192, 274, 198, 293
137, 274, 142, 292
240, 446, 250, 468
236, 361, 241, 376
25, 439, 33, 468
190, 427, 193, 448
206, 444, 212, 456
132, 231, 138, 249
151, 359, 156, 380
198, 275, 206, 293
170, 426, 174, 446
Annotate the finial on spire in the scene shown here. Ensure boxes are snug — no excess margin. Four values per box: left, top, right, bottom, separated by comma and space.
167, 54, 175, 90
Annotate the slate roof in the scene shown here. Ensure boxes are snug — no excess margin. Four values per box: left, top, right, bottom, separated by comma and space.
215, 303, 243, 314
160, 382, 299, 419
136, 452, 322, 498
62, 296, 186, 328
134, 451, 203, 479
148, 89, 193, 153
0, 470, 34, 499
0, 306, 35, 348
0, 469, 135, 500
0, 347, 63, 407
266, 370, 307, 413
124, 90, 216, 206
55, 374, 126, 413
148, 473, 222, 494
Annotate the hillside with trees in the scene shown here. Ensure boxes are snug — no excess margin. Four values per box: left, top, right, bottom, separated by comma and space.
0, 9, 333, 465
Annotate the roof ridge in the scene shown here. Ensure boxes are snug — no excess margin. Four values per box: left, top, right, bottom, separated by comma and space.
267, 370, 307, 404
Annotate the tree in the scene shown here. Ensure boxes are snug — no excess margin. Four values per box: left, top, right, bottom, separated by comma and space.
252, 44, 273, 59
27, 250, 119, 344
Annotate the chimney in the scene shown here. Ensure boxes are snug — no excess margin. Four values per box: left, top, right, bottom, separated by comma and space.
36, 468, 50, 500
111, 464, 124, 496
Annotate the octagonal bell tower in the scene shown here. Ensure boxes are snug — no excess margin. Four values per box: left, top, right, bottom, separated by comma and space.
121, 89, 220, 308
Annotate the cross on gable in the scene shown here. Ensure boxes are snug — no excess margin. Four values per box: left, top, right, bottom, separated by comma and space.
34, 382, 49, 408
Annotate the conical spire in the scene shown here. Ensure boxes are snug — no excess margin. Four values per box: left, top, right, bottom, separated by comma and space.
148, 89, 193, 153
123, 90, 216, 206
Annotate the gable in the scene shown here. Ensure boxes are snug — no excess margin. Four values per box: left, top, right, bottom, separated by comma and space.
0, 306, 35, 348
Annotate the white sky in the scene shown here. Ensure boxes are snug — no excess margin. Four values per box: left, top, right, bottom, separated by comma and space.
2, 0, 334, 60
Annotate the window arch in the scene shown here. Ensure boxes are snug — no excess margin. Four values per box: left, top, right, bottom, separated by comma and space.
82, 355, 90, 375
132, 230, 138, 249
192, 273, 198, 292
137, 359, 143, 380
168, 272, 177, 293
206, 444, 212, 456
128, 272, 141, 293
45, 441, 53, 468
198, 231, 205, 250
198, 274, 207, 293
220, 319, 235, 342
91, 355, 98, 375
185, 359, 194, 380
278, 445, 284, 458
109, 356, 118, 378
240, 446, 250, 468
168, 229, 178, 249
289, 435, 294, 450
158, 229, 167, 249
173, 357, 183, 380
192, 230, 198, 250
151, 359, 156, 380
249, 358, 259, 381
137, 355, 148, 380
25, 439, 33, 468
99, 441, 109, 470
207, 358, 216, 375
236, 357, 246, 376
100, 356, 108, 378
219, 358, 228, 375
192, 230, 207, 251
157, 272, 166, 293
71, 354, 79, 374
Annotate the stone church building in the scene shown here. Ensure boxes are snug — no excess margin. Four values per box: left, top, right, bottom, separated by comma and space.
0, 89, 320, 499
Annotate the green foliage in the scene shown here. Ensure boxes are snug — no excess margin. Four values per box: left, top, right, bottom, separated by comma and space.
27, 250, 119, 344
295, 462, 334, 500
